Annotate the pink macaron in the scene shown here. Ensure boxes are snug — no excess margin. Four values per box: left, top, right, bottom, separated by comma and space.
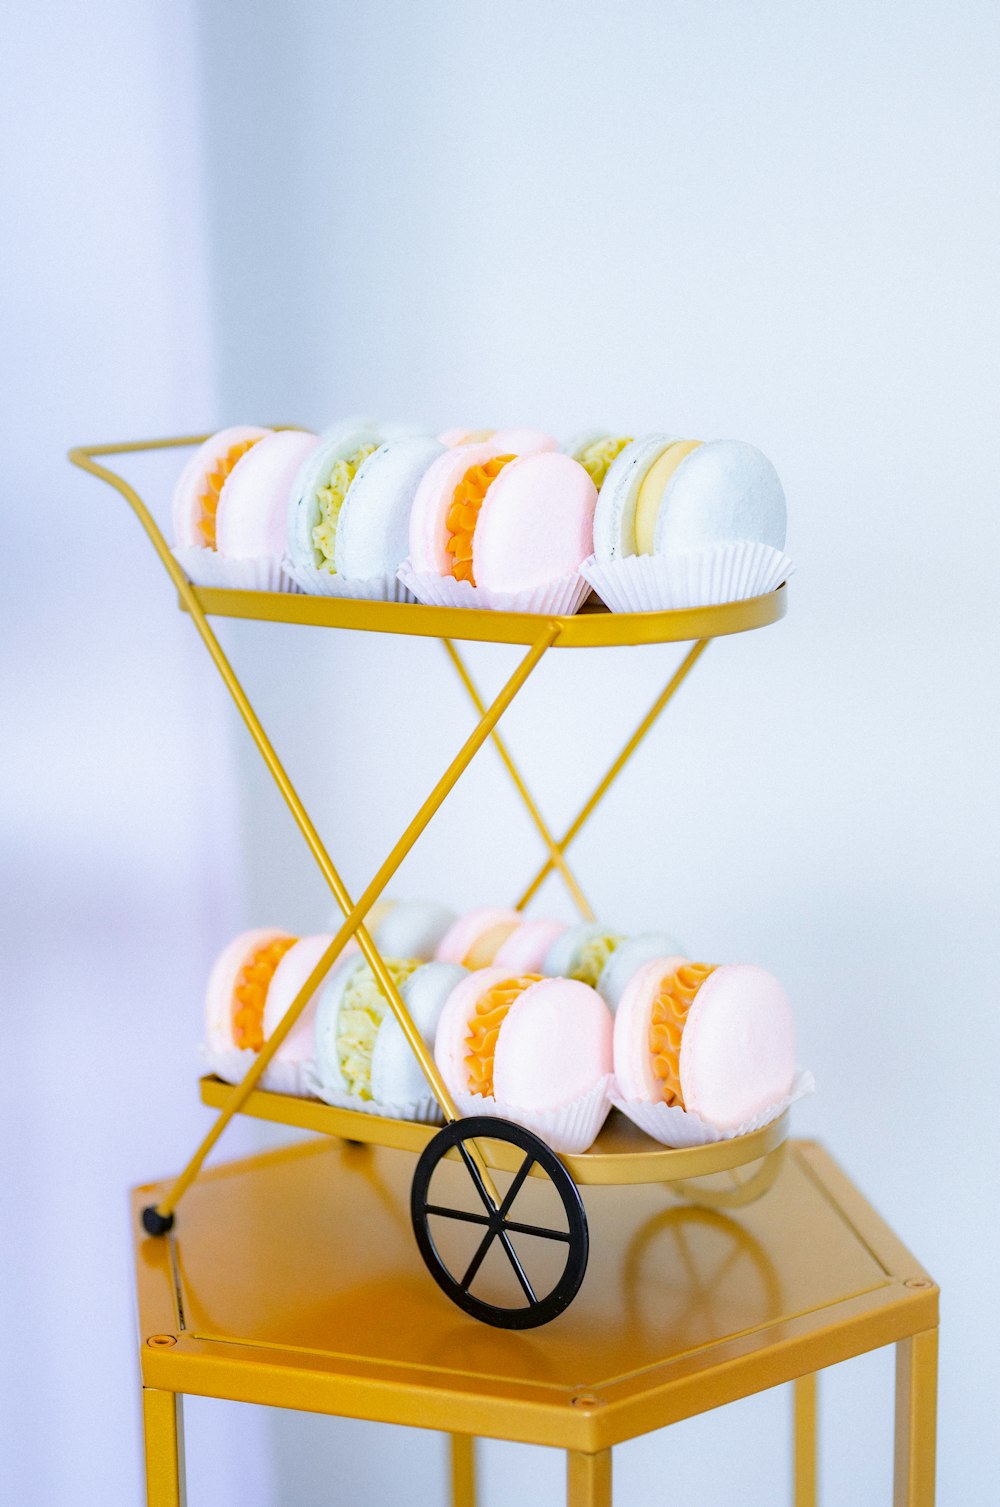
614, 958, 795, 1131
215, 429, 319, 560
261, 932, 337, 1065
172, 426, 271, 549
492, 917, 567, 973
434, 907, 522, 969
204, 928, 296, 1055
435, 967, 613, 1111
409, 442, 594, 590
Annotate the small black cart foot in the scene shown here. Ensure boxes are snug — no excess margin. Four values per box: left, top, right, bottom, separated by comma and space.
142, 1205, 175, 1236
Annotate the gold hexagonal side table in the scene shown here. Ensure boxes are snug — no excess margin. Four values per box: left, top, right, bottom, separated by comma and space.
133, 1135, 937, 1506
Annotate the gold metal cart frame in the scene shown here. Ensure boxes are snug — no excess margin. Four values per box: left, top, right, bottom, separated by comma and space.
72, 432, 790, 1328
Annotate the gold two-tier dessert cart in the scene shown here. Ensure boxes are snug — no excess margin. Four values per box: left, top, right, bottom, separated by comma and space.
72, 431, 792, 1331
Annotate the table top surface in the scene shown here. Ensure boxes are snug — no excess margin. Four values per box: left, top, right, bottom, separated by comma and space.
133, 1135, 936, 1452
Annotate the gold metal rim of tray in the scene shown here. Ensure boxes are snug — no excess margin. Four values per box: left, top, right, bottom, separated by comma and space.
71, 431, 792, 1235
199, 1075, 789, 1186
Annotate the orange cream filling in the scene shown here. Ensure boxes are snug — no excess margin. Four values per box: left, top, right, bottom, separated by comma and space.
464, 974, 540, 1097
444, 454, 514, 584
649, 962, 717, 1106
197, 436, 262, 548
231, 935, 298, 1051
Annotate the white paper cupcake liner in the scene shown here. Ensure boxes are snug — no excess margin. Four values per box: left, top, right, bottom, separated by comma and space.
303, 1065, 444, 1124
609, 1068, 815, 1148
173, 547, 300, 593
198, 1043, 318, 1099
397, 561, 592, 616
282, 558, 417, 602
449, 1074, 614, 1155
581, 543, 794, 613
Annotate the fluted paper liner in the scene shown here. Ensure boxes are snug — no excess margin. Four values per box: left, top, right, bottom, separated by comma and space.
282, 558, 416, 602
582, 543, 794, 614
397, 561, 591, 616
303, 1064, 443, 1124
199, 1043, 316, 1099
610, 1068, 815, 1148
173, 547, 300, 593
450, 1074, 614, 1155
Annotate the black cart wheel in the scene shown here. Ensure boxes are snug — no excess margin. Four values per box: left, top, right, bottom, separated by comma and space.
410, 1116, 588, 1329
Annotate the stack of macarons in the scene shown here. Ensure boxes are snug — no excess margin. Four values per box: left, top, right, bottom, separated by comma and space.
575, 432, 793, 612
201, 898, 807, 1152
170, 420, 791, 613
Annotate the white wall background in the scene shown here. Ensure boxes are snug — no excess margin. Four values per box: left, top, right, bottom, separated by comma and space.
3, 1, 998, 1504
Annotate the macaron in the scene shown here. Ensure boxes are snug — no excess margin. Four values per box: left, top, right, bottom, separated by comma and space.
215, 429, 320, 560
614, 958, 795, 1130
204, 928, 297, 1055
314, 954, 462, 1102
409, 445, 596, 591
172, 426, 270, 549
543, 922, 627, 989
596, 931, 688, 1011
563, 431, 634, 491
492, 917, 567, 973
260, 933, 336, 1065
435, 907, 522, 969
435, 968, 613, 1110
374, 899, 457, 962
594, 435, 786, 561
437, 427, 557, 452
288, 429, 445, 578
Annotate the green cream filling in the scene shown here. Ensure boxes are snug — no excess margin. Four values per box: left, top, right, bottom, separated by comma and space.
336, 958, 420, 1098
577, 435, 632, 490
311, 444, 378, 573
570, 931, 625, 988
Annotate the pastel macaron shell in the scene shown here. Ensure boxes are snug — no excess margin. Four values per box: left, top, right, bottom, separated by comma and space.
433, 966, 509, 1098
313, 952, 366, 1093
287, 426, 384, 571
472, 452, 597, 593
679, 964, 795, 1129
216, 429, 320, 559
592, 433, 676, 560
435, 907, 521, 968
408, 442, 499, 575
204, 926, 290, 1054
492, 918, 567, 973
653, 440, 787, 554
493, 977, 613, 1110
543, 921, 616, 979
612, 956, 689, 1101
371, 960, 468, 1103
487, 428, 557, 455
172, 426, 270, 548
597, 931, 688, 1012
374, 899, 457, 962
336, 435, 446, 578
261, 932, 335, 1064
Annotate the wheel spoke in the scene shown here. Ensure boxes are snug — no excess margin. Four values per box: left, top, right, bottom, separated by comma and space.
498, 1154, 535, 1217
502, 1219, 571, 1242
424, 1204, 492, 1228
456, 1140, 499, 1215
498, 1230, 537, 1304
460, 1227, 498, 1291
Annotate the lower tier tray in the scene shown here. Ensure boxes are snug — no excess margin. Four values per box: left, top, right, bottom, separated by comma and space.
199, 1075, 789, 1188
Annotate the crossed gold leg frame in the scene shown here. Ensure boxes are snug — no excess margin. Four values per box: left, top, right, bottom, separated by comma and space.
143, 1346, 938, 1507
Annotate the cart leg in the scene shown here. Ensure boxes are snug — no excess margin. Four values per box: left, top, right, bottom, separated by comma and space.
894, 1330, 938, 1507
142, 1389, 186, 1507
449, 1434, 476, 1507
793, 1372, 818, 1507
567, 1448, 612, 1507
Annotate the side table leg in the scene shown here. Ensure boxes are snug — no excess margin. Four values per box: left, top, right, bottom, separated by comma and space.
567, 1449, 612, 1507
450, 1434, 476, 1507
793, 1372, 818, 1506
894, 1330, 938, 1507
142, 1389, 186, 1507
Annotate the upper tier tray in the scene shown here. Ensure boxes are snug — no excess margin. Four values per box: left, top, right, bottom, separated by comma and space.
183, 583, 787, 648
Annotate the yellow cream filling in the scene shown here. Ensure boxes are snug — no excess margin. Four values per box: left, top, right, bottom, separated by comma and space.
577, 435, 632, 490
311, 443, 378, 572
232, 935, 298, 1052
634, 439, 703, 555
445, 454, 514, 584
648, 962, 716, 1106
463, 920, 519, 969
569, 931, 624, 988
198, 436, 262, 548
336, 958, 420, 1098
464, 974, 540, 1097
